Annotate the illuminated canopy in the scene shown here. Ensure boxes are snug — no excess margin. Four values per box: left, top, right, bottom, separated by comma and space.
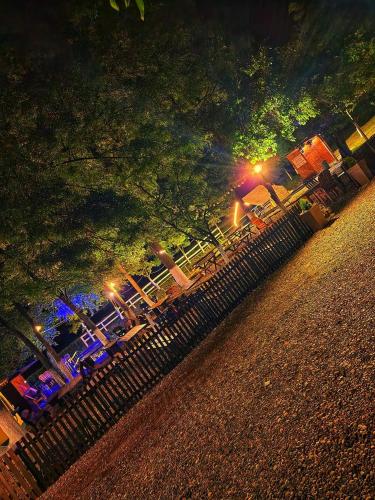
242, 184, 290, 206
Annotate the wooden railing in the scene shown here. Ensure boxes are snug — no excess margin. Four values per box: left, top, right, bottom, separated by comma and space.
4, 207, 312, 497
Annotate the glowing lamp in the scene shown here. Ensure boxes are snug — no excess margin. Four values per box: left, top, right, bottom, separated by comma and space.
233, 201, 239, 227
253, 164, 263, 174
35, 325, 42, 332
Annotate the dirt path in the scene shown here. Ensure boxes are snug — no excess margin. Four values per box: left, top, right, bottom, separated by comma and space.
44, 183, 375, 499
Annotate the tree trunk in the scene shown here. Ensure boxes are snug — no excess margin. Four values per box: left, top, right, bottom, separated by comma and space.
345, 109, 375, 154
59, 293, 108, 345
117, 264, 156, 307
150, 241, 192, 289
210, 234, 229, 264
264, 183, 288, 214
105, 286, 139, 325
0, 315, 65, 385
14, 304, 73, 382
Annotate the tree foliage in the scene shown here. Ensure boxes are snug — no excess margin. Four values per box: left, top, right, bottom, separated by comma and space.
319, 31, 375, 114
232, 44, 318, 163
233, 91, 317, 162
109, 0, 145, 20
278, 1, 375, 130
0, 0, 375, 375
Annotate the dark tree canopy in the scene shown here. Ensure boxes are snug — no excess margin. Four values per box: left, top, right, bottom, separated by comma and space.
0, 0, 374, 375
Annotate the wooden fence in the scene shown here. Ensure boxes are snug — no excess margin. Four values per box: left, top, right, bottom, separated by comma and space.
0, 449, 41, 499
4, 207, 312, 497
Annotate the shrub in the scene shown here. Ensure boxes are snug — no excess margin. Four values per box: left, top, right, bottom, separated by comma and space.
299, 197, 312, 212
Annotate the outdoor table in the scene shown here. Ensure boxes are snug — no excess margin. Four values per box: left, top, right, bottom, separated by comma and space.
226, 229, 254, 254
121, 323, 147, 341
78, 340, 105, 362
188, 268, 201, 280
193, 251, 218, 275
103, 324, 148, 357
0, 424, 10, 448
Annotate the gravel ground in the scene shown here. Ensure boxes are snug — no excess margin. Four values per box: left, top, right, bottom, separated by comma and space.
44, 183, 375, 499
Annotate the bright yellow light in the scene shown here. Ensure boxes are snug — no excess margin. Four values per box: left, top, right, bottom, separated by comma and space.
159, 250, 166, 255
109, 291, 115, 298
253, 164, 263, 174
109, 282, 116, 288
35, 325, 42, 332
233, 201, 239, 227
244, 202, 250, 206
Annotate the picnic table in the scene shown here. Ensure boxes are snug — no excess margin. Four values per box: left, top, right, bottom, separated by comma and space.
150, 296, 168, 310
193, 249, 223, 276
120, 323, 147, 341
104, 324, 148, 357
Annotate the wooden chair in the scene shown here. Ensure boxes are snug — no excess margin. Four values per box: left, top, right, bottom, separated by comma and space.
317, 170, 343, 201
309, 187, 332, 206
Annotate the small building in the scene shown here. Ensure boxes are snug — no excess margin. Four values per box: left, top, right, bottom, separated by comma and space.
287, 135, 337, 179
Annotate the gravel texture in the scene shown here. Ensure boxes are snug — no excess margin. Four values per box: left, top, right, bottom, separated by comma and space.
44, 183, 375, 499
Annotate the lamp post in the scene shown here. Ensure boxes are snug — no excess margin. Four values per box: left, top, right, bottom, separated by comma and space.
252, 164, 288, 215
106, 282, 139, 325
107, 291, 124, 320
150, 241, 192, 289
117, 264, 156, 307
